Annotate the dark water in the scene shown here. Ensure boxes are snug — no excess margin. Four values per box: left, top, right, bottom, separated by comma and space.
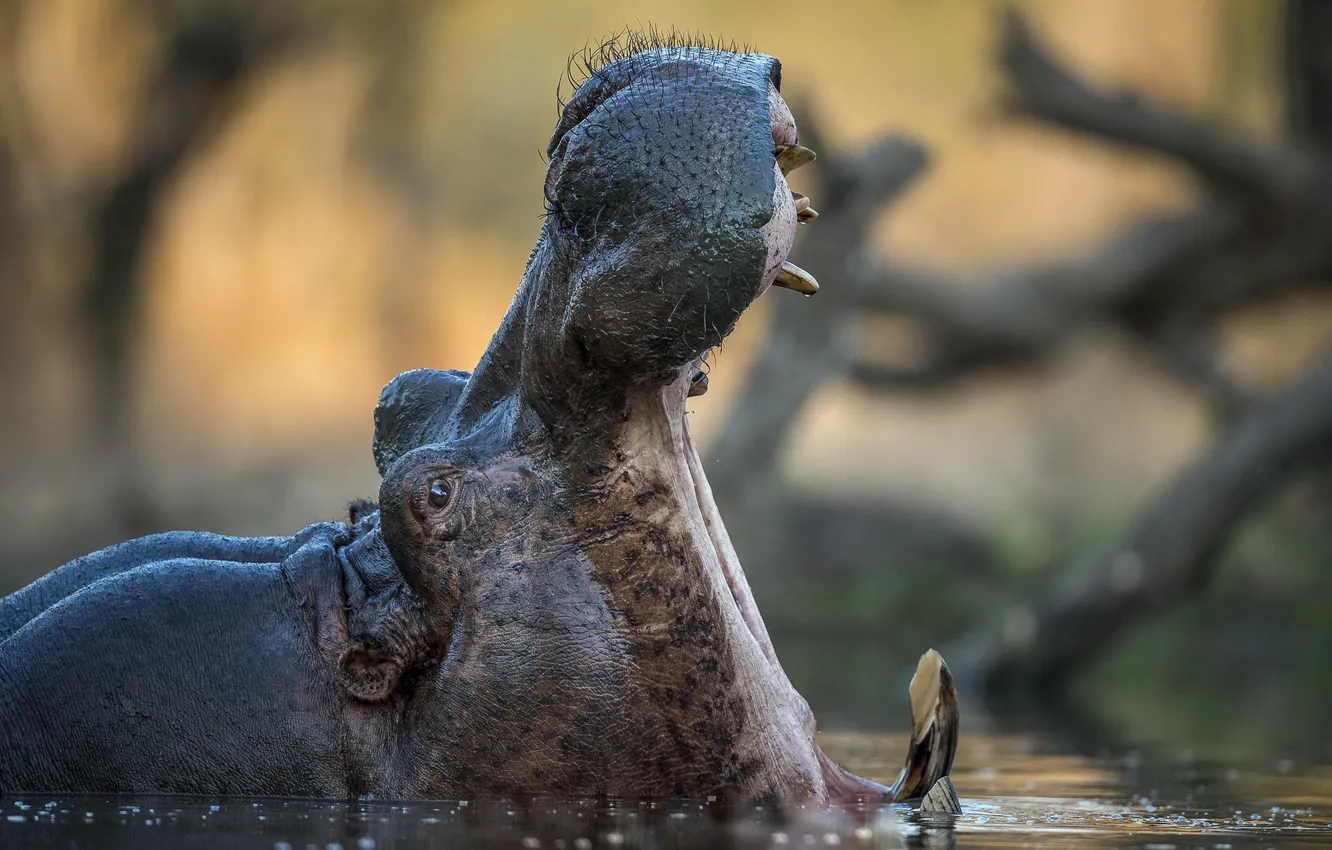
4, 729, 1330, 849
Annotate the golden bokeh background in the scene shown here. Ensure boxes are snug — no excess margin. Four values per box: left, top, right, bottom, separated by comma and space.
7, 0, 1332, 755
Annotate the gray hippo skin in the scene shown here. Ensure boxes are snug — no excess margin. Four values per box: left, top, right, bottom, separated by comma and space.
0, 40, 938, 804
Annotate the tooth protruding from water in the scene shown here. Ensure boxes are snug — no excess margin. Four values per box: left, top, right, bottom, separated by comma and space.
919, 776, 962, 816
773, 261, 819, 295
887, 649, 961, 808
775, 144, 816, 175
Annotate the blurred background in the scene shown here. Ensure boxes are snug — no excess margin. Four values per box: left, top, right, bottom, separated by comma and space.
2, 0, 1330, 766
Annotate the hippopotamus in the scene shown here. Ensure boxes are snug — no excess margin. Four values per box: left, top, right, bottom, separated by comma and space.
0, 38, 957, 806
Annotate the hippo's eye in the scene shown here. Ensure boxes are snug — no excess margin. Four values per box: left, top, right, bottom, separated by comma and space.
427, 478, 454, 510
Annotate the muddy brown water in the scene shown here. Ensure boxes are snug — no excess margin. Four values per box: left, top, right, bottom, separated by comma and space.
3, 728, 1330, 849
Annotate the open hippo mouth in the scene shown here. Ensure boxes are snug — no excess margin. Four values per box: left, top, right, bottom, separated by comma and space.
363, 36, 958, 807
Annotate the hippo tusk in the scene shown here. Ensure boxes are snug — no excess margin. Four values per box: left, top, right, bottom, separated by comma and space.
687, 370, 709, 397
772, 261, 819, 295
888, 649, 961, 812
775, 144, 817, 175
819, 648, 961, 812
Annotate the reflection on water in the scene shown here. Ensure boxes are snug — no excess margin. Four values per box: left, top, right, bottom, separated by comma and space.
3, 730, 1331, 848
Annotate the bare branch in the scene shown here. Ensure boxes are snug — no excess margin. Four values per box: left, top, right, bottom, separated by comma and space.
1000, 9, 1312, 198
958, 347, 1332, 690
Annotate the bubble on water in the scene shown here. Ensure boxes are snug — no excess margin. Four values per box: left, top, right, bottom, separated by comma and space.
852, 827, 872, 842
604, 833, 624, 846
1006, 816, 1016, 823
14, 803, 30, 811
521, 838, 540, 849
1025, 819, 1034, 826
574, 839, 593, 850
974, 816, 989, 825
1046, 813, 1060, 823
358, 839, 376, 850
771, 833, 789, 845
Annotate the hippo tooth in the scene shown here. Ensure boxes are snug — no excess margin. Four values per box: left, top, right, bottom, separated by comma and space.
791, 194, 819, 224
773, 261, 819, 295
687, 370, 709, 397
775, 144, 816, 175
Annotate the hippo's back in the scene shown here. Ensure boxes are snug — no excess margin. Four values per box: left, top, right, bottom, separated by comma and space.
0, 542, 351, 795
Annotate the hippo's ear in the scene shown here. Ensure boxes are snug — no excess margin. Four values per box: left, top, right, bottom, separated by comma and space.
373, 369, 470, 475
337, 645, 404, 703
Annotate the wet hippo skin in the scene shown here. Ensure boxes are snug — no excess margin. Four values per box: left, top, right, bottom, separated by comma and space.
0, 37, 918, 804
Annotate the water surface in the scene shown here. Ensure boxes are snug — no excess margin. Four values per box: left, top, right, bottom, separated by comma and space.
4, 728, 1329, 848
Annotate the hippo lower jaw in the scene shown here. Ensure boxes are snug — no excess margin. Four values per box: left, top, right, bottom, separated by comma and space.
649, 366, 898, 807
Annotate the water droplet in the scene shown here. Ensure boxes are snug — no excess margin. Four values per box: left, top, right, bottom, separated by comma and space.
975, 816, 989, 825
771, 832, 789, 845
822, 834, 840, 846
573, 839, 593, 850
6, 816, 24, 823
274, 843, 293, 850
521, 838, 540, 849
358, 839, 376, 850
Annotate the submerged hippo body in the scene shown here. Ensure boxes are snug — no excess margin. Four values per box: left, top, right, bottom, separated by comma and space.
0, 41, 940, 803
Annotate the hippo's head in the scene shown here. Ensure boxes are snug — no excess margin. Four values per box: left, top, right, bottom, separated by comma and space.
337, 39, 890, 804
